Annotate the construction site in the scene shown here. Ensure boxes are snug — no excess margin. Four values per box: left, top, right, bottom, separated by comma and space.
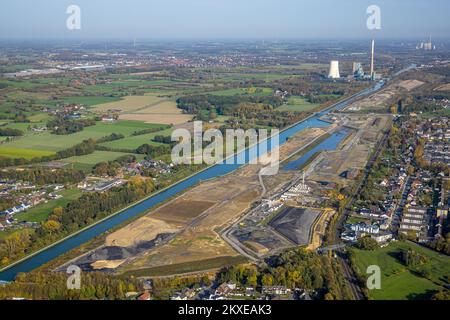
59, 107, 392, 276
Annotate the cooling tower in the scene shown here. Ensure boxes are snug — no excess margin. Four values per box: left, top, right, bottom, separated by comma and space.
328, 60, 340, 79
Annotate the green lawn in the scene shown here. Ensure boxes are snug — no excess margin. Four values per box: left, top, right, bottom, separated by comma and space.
0, 120, 166, 156
350, 241, 449, 300
346, 216, 371, 224
277, 96, 320, 112
15, 188, 83, 223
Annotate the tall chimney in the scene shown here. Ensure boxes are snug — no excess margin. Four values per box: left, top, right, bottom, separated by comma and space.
370, 39, 375, 80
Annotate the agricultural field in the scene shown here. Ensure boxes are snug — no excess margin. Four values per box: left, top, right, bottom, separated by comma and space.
15, 188, 83, 223
277, 96, 320, 112
0, 120, 167, 156
119, 113, 193, 126
0, 147, 55, 160
62, 96, 122, 107
350, 241, 450, 300
58, 151, 145, 171
117, 98, 193, 126
83, 79, 180, 95
0, 76, 72, 90
136, 100, 180, 114
93, 95, 165, 113
99, 127, 173, 150
204, 87, 273, 97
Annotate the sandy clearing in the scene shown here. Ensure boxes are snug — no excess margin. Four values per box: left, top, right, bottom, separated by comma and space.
91, 259, 126, 270
106, 216, 181, 247
397, 79, 424, 91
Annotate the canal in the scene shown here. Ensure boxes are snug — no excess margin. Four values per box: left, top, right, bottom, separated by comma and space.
0, 82, 383, 281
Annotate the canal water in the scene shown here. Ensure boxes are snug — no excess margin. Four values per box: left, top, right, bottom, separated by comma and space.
283, 128, 351, 171
0, 83, 383, 281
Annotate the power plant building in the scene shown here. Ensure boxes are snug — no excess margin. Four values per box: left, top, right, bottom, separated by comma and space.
352, 62, 365, 79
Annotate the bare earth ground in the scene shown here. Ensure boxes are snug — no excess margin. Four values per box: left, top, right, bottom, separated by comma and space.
397, 80, 425, 91
309, 115, 391, 184
435, 83, 450, 91
308, 208, 336, 250
86, 126, 331, 274
106, 217, 181, 247
344, 80, 423, 112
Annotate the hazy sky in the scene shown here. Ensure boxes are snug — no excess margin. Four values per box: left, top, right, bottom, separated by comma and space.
0, 0, 449, 40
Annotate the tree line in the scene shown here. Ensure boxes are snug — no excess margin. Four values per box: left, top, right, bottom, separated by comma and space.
0, 177, 155, 267
92, 154, 136, 177
47, 118, 96, 135
0, 271, 142, 300
0, 127, 23, 136
216, 248, 353, 300
0, 168, 85, 185
177, 94, 283, 121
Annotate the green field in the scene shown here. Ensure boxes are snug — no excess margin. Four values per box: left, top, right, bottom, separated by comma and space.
277, 96, 320, 112
205, 87, 273, 97
59, 151, 145, 171
0, 120, 168, 157
62, 96, 122, 107
0, 77, 70, 90
0, 147, 55, 159
15, 188, 83, 223
99, 127, 173, 150
350, 241, 449, 300
210, 73, 295, 82
83, 79, 177, 95
26, 113, 53, 123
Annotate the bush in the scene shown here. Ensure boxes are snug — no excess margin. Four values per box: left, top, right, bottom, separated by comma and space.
355, 237, 379, 251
